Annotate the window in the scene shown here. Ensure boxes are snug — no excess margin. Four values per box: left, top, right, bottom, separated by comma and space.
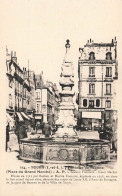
37, 104, 40, 113
89, 100, 94, 108
106, 101, 111, 108
36, 82, 40, 87
96, 99, 100, 107
106, 67, 112, 77
106, 84, 111, 94
36, 92, 40, 99
105, 111, 111, 119
106, 52, 112, 60
9, 94, 12, 108
89, 83, 95, 94
9, 80, 13, 88
89, 67, 95, 77
83, 99, 87, 107
89, 52, 95, 60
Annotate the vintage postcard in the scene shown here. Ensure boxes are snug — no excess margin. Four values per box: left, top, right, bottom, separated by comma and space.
0, 0, 122, 196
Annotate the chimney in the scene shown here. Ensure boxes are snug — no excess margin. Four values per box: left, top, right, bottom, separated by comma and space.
90, 38, 91, 43
14, 52, 16, 57
11, 51, 13, 57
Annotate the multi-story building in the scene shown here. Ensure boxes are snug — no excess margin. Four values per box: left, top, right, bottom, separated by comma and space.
35, 76, 60, 126
46, 81, 60, 125
78, 38, 118, 131
6, 49, 35, 125
6, 50, 15, 127
23, 69, 36, 115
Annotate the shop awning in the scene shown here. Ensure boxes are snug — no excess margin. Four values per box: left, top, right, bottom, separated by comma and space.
6, 113, 14, 122
6, 113, 15, 126
82, 112, 101, 119
21, 112, 30, 120
16, 112, 24, 122
28, 114, 34, 119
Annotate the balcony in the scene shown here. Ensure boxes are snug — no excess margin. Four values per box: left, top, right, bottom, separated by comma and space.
89, 75, 95, 78
87, 93, 96, 96
88, 105, 94, 109
35, 97, 41, 100
79, 59, 116, 64
104, 93, 112, 96
104, 76, 113, 82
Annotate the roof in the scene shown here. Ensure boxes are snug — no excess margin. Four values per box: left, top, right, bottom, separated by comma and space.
85, 43, 114, 47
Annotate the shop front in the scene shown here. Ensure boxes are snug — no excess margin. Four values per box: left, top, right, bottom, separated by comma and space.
34, 114, 43, 130
79, 109, 104, 131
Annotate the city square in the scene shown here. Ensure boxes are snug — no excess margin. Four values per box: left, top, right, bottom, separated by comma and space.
6, 38, 117, 165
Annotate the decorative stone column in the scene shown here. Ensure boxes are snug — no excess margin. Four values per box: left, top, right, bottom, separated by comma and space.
55, 40, 77, 139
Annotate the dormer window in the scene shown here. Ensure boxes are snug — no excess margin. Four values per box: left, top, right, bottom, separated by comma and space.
106, 52, 112, 60
89, 52, 95, 60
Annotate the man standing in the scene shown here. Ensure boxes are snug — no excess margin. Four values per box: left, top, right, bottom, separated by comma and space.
44, 122, 51, 138
15, 120, 27, 143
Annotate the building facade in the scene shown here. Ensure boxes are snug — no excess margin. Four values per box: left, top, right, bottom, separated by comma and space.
78, 38, 118, 131
6, 49, 36, 125
6, 50, 15, 125
23, 69, 36, 115
35, 77, 60, 126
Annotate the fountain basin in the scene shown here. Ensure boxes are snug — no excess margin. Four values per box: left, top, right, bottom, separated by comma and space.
19, 138, 110, 164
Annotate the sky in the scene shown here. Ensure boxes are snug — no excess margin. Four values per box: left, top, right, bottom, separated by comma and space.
1, 0, 122, 91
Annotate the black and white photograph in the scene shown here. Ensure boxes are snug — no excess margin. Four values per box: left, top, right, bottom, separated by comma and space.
0, 0, 122, 196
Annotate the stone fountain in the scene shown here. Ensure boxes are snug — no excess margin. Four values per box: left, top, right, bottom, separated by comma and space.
19, 40, 110, 164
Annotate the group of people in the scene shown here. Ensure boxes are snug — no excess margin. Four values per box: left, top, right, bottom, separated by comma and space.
6, 120, 117, 153
6, 120, 57, 151
35, 122, 56, 137
98, 126, 117, 153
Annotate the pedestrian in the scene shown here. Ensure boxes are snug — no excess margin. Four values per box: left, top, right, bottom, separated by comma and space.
15, 121, 27, 143
98, 126, 105, 140
6, 122, 10, 152
44, 122, 51, 138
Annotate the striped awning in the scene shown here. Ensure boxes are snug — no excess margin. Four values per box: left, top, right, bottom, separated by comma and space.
16, 112, 24, 122
6, 113, 15, 127
21, 112, 30, 120
28, 114, 34, 119
6, 113, 14, 122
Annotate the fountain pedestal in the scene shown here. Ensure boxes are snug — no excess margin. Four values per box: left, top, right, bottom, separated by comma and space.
19, 138, 110, 164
